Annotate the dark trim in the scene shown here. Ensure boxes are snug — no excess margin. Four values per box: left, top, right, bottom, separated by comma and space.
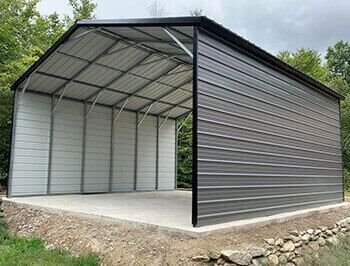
339, 99, 345, 201
192, 26, 198, 227
6, 90, 17, 197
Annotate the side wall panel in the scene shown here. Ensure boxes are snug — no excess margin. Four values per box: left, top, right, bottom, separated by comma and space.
10, 93, 51, 196
84, 105, 111, 193
50, 99, 83, 193
112, 111, 136, 191
137, 116, 157, 190
158, 119, 176, 190
196, 29, 343, 226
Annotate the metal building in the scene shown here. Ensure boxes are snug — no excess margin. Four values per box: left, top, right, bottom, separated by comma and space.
9, 16, 344, 227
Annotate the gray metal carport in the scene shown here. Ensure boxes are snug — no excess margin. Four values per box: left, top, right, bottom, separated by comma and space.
9, 16, 344, 227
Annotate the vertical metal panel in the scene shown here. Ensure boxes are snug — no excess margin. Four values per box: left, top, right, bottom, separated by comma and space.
81, 102, 87, 193
109, 108, 114, 192
134, 112, 138, 190
192, 26, 199, 227
46, 95, 54, 194
196, 29, 343, 226
84, 105, 111, 192
136, 115, 157, 190
158, 119, 175, 190
112, 110, 136, 191
51, 99, 83, 193
10, 92, 51, 196
175, 119, 178, 189
156, 116, 159, 190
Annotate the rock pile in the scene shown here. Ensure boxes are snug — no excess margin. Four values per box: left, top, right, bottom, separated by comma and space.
193, 217, 350, 265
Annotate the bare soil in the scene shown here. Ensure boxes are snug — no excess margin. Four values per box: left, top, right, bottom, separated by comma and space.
2, 200, 350, 266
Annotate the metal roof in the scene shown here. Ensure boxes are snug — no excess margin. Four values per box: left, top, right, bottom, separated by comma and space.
12, 16, 342, 118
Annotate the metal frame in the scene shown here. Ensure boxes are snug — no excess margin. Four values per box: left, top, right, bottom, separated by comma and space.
339, 99, 345, 201
109, 108, 114, 193
156, 116, 160, 190
134, 113, 139, 190
192, 26, 199, 227
81, 102, 87, 193
163, 27, 193, 58
46, 95, 55, 194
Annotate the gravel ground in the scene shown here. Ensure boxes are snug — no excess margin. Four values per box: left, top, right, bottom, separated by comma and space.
2, 200, 350, 266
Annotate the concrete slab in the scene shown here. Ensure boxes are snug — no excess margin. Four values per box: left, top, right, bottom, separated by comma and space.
4, 192, 350, 236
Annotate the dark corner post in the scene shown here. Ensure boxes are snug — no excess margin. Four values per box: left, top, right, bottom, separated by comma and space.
7, 89, 18, 198
192, 26, 199, 227
339, 99, 345, 202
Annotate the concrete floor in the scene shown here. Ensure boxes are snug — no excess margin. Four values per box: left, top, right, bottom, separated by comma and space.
7, 191, 193, 232
6, 192, 350, 234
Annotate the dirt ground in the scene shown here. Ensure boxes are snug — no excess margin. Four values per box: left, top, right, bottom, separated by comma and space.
2, 200, 350, 266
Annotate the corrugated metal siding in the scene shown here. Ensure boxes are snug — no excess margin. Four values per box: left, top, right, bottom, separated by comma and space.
84, 105, 111, 192
51, 99, 83, 193
10, 93, 51, 196
196, 29, 343, 226
158, 119, 176, 190
136, 116, 157, 190
112, 110, 136, 191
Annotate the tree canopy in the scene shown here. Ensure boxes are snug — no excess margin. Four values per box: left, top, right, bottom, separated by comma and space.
0, 0, 96, 184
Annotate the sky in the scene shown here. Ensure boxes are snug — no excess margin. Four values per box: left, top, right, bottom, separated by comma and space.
38, 0, 350, 55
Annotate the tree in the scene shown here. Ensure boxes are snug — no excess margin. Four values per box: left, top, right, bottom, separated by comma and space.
148, 0, 165, 17
177, 114, 192, 188
326, 41, 350, 85
0, 0, 97, 187
277, 49, 330, 83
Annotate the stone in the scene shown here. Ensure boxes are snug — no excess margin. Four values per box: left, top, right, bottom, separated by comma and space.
332, 228, 339, 234
314, 229, 322, 235
286, 263, 296, 266
275, 238, 284, 246
247, 247, 266, 258
326, 236, 339, 246
317, 237, 326, 246
301, 233, 311, 242
278, 254, 288, 264
326, 230, 333, 236
192, 255, 210, 262
293, 257, 305, 266
309, 241, 320, 251
306, 229, 314, 235
288, 230, 299, 236
285, 235, 300, 243
217, 258, 226, 265
264, 238, 275, 245
294, 248, 302, 256
252, 257, 268, 266
208, 250, 221, 260
281, 241, 295, 252
319, 226, 328, 232
220, 250, 252, 266
268, 254, 279, 265
294, 241, 302, 248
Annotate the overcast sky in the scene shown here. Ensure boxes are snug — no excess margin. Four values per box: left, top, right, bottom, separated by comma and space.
38, 0, 350, 55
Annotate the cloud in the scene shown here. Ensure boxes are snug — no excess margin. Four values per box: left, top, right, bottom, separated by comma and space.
38, 0, 350, 54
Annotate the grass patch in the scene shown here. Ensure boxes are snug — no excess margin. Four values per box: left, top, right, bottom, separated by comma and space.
307, 236, 350, 266
0, 211, 99, 266
345, 191, 350, 198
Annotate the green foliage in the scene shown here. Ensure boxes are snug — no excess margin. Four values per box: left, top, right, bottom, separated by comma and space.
177, 114, 192, 188
277, 49, 330, 83
326, 40, 350, 85
0, 0, 97, 187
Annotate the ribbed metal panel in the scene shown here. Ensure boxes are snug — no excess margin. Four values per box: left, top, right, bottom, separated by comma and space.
196, 29, 343, 226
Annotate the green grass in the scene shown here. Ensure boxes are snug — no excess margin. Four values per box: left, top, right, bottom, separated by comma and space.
0, 212, 99, 266
307, 236, 350, 266
345, 191, 350, 198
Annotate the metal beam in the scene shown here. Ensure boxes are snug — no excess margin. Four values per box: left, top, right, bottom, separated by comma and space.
109, 108, 114, 193
86, 90, 102, 117
47, 95, 55, 194
52, 86, 68, 113
36, 71, 192, 111
113, 99, 128, 122
112, 64, 184, 108
158, 95, 193, 116
134, 113, 138, 190
163, 27, 193, 58
51, 39, 120, 97
21, 70, 36, 95
159, 110, 172, 129
81, 102, 87, 193
177, 112, 192, 132
136, 78, 192, 113
62, 28, 97, 45
137, 103, 153, 127
96, 27, 190, 66
55, 51, 192, 93
156, 116, 159, 190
